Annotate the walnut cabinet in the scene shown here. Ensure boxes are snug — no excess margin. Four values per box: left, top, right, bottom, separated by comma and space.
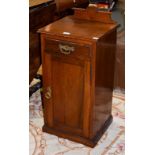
38, 7, 118, 147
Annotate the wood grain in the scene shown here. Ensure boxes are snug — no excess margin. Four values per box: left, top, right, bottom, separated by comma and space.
39, 8, 118, 147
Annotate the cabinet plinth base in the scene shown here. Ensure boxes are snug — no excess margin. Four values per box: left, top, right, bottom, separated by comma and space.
42, 115, 113, 147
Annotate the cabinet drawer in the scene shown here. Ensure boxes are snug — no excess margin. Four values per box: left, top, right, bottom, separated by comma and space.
45, 38, 91, 60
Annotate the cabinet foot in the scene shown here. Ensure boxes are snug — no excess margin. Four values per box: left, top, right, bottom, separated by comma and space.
42, 115, 113, 147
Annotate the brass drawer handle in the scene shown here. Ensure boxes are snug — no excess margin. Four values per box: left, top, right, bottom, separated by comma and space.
45, 87, 52, 99
59, 44, 75, 55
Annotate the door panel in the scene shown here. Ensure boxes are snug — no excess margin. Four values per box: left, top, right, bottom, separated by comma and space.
52, 60, 84, 129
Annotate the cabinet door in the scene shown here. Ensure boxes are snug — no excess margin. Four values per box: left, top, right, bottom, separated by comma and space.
42, 39, 91, 137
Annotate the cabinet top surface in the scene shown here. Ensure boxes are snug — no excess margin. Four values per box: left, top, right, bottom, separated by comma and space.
38, 16, 117, 41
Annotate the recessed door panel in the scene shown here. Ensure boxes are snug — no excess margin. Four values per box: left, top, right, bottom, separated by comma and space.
52, 60, 84, 129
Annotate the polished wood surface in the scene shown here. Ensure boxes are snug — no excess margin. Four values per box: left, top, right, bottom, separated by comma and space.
39, 8, 117, 147
29, 1, 56, 82
45, 38, 91, 60
93, 29, 117, 137
73, 7, 115, 23
38, 17, 117, 41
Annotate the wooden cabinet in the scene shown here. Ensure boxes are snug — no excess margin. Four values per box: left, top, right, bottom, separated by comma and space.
29, 0, 56, 82
39, 7, 118, 147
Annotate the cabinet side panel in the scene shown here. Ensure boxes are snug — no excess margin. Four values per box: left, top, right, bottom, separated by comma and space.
93, 29, 117, 137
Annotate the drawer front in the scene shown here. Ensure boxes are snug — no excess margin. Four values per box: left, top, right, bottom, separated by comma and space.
45, 38, 91, 60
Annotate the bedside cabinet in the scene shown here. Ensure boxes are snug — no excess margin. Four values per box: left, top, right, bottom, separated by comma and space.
38, 7, 118, 147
